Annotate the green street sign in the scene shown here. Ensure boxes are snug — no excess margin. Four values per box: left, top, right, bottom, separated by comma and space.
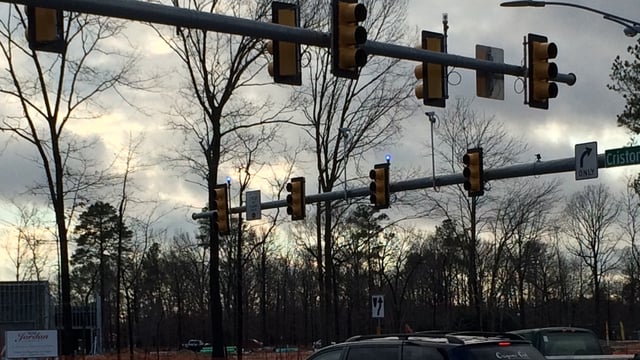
605, 146, 640, 167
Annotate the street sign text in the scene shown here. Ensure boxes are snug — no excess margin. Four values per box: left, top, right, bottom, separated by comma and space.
605, 146, 640, 168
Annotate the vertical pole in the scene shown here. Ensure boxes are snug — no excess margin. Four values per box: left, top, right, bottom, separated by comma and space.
470, 195, 481, 329
427, 112, 437, 190
442, 13, 449, 100
340, 128, 350, 200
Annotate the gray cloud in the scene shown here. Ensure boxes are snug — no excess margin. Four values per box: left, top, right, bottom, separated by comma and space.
1, 0, 639, 280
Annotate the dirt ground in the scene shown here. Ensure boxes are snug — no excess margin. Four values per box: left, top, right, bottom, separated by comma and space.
609, 340, 640, 355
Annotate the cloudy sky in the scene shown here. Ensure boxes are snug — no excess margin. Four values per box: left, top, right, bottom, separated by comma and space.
0, 0, 639, 280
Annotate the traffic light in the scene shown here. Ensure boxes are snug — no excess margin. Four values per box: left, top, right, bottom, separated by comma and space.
26, 6, 65, 54
286, 177, 305, 220
369, 163, 389, 209
213, 184, 230, 235
462, 148, 484, 197
331, 0, 367, 79
527, 33, 558, 110
266, 2, 301, 85
414, 30, 446, 107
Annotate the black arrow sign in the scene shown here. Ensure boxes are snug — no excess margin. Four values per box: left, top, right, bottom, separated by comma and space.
580, 147, 592, 168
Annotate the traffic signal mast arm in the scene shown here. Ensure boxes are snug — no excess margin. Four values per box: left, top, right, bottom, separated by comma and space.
14, 0, 576, 86
193, 154, 606, 219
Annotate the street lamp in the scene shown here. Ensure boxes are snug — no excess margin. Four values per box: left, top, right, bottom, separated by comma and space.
500, 1, 640, 37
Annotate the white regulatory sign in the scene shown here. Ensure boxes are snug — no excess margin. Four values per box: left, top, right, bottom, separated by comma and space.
371, 295, 384, 318
6, 330, 59, 358
245, 190, 261, 221
575, 141, 598, 180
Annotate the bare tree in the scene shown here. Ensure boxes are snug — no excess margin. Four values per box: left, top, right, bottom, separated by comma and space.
150, 0, 299, 355
3, 202, 55, 281
0, 5, 150, 353
225, 126, 280, 360
620, 176, 640, 324
294, 0, 414, 343
427, 97, 528, 329
564, 183, 621, 336
486, 178, 560, 329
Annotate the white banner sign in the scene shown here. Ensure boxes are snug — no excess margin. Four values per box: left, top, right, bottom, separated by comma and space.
6, 330, 59, 358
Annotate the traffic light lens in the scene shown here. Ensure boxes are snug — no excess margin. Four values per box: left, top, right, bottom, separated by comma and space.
548, 83, 558, 98
547, 43, 558, 59
548, 63, 558, 79
353, 3, 367, 21
354, 26, 367, 44
339, 2, 367, 22
354, 48, 367, 67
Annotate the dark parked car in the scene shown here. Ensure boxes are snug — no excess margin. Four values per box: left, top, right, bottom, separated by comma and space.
508, 327, 604, 356
307, 331, 546, 360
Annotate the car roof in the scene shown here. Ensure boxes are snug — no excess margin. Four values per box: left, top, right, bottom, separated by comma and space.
342, 332, 530, 346
509, 327, 596, 334
309, 332, 541, 360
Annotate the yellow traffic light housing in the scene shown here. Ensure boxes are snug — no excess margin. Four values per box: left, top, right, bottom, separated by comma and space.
331, 0, 367, 79
527, 33, 558, 110
266, 2, 301, 85
462, 148, 484, 197
213, 184, 230, 235
369, 163, 389, 209
286, 177, 306, 220
26, 6, 65, 54
414, 30, 446, 108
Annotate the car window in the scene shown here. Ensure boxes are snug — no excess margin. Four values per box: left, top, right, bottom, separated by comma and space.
449, 343, 546, 360
541, 332, 601, 355
312, 348, 344, 360
403, 344, 445, 360
346, 346, 399, 360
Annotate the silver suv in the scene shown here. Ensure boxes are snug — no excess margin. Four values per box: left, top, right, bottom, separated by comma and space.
306, 332, 546, 360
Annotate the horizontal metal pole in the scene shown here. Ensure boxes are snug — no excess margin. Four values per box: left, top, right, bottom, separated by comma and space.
4, 0, 576, 85
214, 154, 601, 215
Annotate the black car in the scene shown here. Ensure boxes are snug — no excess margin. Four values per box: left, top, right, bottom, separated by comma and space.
307, 332, 546, 360
507, 327, 605, 356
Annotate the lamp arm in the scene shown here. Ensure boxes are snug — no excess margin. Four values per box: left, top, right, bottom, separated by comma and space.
544, 1, 639, 26
602, 15, 639, 30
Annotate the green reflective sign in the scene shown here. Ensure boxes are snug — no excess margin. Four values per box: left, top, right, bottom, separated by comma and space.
605, 146, 640, 167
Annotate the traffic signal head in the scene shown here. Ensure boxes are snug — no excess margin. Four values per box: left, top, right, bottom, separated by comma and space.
26, 6, 65, 54
414, 30, 446, 107
266, 2, 301, 85
286, 177, 306, 220
527, 33, 558, 110
213, 184, 230, 234
369, 163, 389, 209
331, 0, 367, 79
462, 148, 484, 197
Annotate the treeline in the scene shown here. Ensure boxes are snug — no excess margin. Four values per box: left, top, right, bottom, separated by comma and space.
59, 181, 640, 352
